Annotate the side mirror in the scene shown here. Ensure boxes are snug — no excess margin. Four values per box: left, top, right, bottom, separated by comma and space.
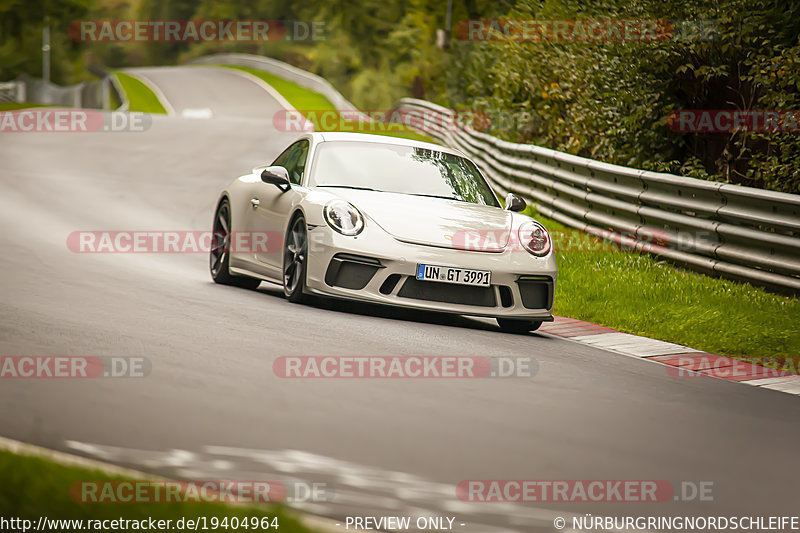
261, 166, 291, 192
504, 193, 526, 212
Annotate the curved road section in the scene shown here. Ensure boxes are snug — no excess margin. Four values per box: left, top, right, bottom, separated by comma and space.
127, 66, 291, 118
1, 66, 798, 532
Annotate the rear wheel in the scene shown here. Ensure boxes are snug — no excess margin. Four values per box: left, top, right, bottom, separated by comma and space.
210, 199, 261, 289
283, 215, 308, 303
496, 318, 542, 334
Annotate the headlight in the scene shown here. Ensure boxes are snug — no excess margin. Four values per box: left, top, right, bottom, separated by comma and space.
324, 200, 365, 236
518, 221, 551, 256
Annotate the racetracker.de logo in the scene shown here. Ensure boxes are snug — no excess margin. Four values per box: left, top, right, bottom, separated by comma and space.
456, 480, 713, 503
0, 110, 150, 133
67, 231, 282, 253
71, 481, 287, 503
455, 19, 719, 42
273, 356, 538, 378
668, 110, 800, 133
271, 109, 498, 134
69, 20, 326, 42
0, 356, 150, 378
664, 356, 798, 379
273, 108, 548, 135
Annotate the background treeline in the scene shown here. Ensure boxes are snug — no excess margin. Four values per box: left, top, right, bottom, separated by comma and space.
2, 0, 798, 193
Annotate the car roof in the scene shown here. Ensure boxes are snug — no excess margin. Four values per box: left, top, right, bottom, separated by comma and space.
311, 131, 465, 157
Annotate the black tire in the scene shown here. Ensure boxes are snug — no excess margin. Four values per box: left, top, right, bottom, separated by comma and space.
283, 215, 308, 303
210, 199, 261, 290
496, 318, 543, 334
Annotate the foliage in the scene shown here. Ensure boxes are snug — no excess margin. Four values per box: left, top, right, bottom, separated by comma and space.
0, 0, 93, 83
444, 0, 800, 193
3, 0, 798, 192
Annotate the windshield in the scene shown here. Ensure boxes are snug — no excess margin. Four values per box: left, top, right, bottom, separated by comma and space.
310, 141, 499, 207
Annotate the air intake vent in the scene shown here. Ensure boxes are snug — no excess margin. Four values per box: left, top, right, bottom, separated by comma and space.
516, 277, 554, 310
325, 254, 382, 290
498, 286, 514, 307
379, 274, 402, 295
397, 277, 496, 307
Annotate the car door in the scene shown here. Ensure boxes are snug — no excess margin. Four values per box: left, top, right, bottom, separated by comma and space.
246, 140, 310, 275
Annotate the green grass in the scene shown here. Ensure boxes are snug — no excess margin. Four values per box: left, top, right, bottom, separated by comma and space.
221, 65, 436, 143
115, 72, 168, 114
0, 102, 54, 111
524, 206, 800, 370
0, 449, 314, 533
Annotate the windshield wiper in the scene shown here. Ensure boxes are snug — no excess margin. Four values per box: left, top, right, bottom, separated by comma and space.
317, 185, 382, 192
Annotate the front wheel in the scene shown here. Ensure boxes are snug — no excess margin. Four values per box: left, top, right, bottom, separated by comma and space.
496, 318, 542, 334
210, 199, 261, 290
283, 215, 308, 303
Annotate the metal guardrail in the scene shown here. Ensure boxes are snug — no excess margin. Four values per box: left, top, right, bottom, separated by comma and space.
393, 98, 800, 292
188, 53, 365, 118
0, 81, 25, 103
7, 75, 115, 109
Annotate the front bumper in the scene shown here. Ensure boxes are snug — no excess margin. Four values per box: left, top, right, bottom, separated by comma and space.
304, 224, 557, 320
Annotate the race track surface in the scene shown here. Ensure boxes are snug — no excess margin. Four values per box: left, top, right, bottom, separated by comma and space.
1, 66, 798, 532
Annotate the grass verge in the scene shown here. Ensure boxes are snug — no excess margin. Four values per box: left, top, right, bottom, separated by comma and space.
524, 207, 799, 370
0, 102, 53, 111
220, 65, 435, 144
0, 449, 314, 533
115, 72, 168, 114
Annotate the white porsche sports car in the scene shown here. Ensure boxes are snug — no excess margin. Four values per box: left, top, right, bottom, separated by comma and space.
210, 132, 557, 333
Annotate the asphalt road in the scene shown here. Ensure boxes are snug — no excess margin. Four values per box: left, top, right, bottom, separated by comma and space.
1, 66, 798, 532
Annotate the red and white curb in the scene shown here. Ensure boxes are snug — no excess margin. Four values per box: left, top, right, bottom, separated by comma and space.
539, 316, 800, 396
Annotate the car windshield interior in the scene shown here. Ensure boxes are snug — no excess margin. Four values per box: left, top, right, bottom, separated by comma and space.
311, 141, 499, 207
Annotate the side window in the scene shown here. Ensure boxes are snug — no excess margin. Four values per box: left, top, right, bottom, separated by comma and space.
272, 143, 295, 168
271, 140, 310, 185
290, 141, 309, 185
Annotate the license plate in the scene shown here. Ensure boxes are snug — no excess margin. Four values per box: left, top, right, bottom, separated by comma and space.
416, 264, 491, 286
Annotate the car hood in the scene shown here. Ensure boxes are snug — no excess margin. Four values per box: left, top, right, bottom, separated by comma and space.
326, 189, 512, 251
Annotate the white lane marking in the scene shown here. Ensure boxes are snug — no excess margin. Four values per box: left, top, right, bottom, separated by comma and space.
570, 332, 640, 344
110, 73, 130, 112
223, 67, 314, 133
220, 67, 315, 132
63, 441, 588, 533
760, 380, 800, 395
548, 330, 800, 397
123, 71, 177, 116
621, 345, 700, 357
181, 108, 213, 119
222, 67, 297, 112
743, 376, 800, 387
569, 332, 698, 357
